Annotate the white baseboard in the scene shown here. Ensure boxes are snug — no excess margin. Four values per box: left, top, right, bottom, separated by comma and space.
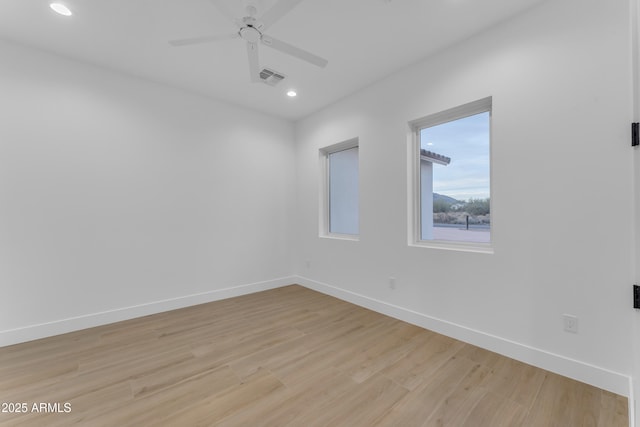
0, 276, 295, 348
295, 276, 632, 400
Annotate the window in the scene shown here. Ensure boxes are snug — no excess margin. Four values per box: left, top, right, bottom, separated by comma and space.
410, 98, 491, 250
320, 139, 359, 238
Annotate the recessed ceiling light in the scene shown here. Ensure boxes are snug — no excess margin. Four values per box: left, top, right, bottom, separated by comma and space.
50, 3, 72, 16
287, 90, 297, 97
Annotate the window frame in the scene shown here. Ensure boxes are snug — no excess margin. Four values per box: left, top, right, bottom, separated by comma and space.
408, 97, 493, 253
319, 138, 360, 241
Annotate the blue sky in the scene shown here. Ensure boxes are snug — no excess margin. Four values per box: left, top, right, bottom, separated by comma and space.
420, 112, 490, 201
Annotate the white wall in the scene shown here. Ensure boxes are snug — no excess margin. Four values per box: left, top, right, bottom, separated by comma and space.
295, 0, 635, 397
0, 39, 295, 345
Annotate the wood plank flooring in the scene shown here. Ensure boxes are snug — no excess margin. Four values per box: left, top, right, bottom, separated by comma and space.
0, 285, 628, 426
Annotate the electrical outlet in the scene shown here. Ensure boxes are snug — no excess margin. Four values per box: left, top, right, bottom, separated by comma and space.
563, 314, 578, 334
389, 277, 396, 290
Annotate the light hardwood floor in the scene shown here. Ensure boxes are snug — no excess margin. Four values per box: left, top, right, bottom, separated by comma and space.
0, 285, 628, 426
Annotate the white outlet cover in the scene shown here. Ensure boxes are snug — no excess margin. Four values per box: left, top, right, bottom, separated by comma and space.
563, 314, 578, 333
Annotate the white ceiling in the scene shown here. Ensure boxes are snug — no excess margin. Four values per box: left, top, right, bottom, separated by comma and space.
0, 0, 546, 120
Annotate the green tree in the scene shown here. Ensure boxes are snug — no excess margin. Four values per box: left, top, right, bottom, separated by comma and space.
433, 199, 452, 213
464, 198, 490, 215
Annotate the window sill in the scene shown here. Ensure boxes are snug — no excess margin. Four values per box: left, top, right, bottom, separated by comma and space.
409, 240, 494, 254
320, 233, 360, 242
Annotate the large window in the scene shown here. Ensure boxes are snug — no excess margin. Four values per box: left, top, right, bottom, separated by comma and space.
320, 139, 359, 238
410, 98, 491, 249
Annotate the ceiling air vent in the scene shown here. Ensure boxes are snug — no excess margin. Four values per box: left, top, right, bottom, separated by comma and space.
259, 68, 286, 86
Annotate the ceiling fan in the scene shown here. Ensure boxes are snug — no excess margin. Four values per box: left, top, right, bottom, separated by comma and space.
169, 0, 328, 83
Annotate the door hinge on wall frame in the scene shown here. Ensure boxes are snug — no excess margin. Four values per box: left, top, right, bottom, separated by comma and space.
632, 123, 639, 147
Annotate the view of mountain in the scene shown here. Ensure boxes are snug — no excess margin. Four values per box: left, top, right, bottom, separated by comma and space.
433, 193, 462, 205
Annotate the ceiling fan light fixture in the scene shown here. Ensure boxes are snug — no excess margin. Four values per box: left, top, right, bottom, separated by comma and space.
287, 90, 297, 97
50, 2, 72, 16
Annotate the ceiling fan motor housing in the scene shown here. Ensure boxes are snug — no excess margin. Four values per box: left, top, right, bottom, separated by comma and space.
240, 26, 261, 43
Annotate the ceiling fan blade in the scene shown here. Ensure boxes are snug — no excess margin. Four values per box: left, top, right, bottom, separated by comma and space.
260, 0, 304, 30
208, 0, 238, 21
246, 41, 260, 83
261, 35, 327, 68
169, 33, 238, 47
